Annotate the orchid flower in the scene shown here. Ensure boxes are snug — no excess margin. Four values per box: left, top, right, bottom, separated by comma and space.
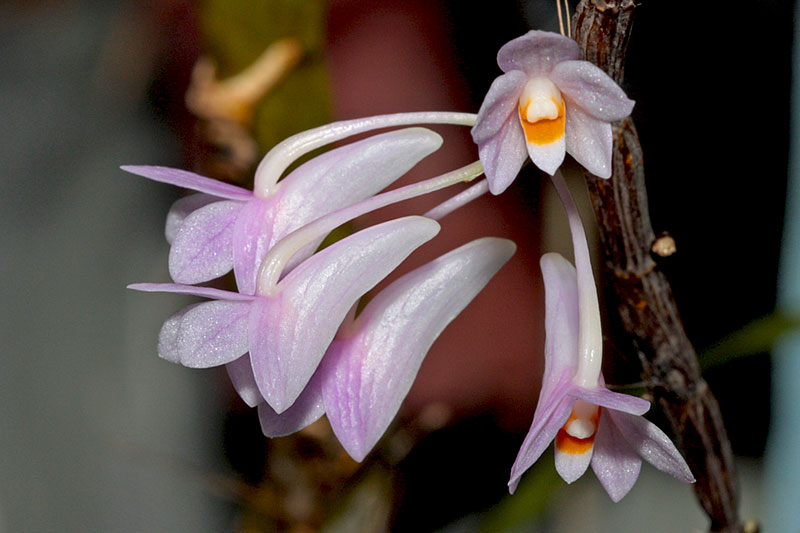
247, 237, 515, 462
129, 159, 484, 413
509, 172, 693, 501
471, 31, 635, 194
122, 111, 475, 294
131, 215, 438, 413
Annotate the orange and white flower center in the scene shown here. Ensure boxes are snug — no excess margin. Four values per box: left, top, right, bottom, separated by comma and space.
556, 400, 601, 455
565, 400, 599, 439
518, 77, 565, 145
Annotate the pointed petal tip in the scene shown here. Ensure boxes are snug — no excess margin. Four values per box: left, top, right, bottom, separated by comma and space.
507, 477, 520, 495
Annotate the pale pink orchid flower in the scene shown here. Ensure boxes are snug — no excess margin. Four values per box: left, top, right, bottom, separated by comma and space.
129, 159, 486, 414
471, 31, 635, 194
509, 173, 694, 501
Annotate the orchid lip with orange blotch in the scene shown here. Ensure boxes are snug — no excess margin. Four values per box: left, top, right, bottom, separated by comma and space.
518, 100, 565, 146
556, 404, 601, 455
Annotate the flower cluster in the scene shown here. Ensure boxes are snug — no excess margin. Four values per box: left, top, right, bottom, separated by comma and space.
126, 112, 514, 461
471, 31, 694, 501
128, 28, 695, 505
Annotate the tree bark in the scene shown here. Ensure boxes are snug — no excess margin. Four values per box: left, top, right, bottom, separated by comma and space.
572, 2, 743, 531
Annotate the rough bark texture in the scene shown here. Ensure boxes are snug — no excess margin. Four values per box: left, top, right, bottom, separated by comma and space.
572, 2, 743, 531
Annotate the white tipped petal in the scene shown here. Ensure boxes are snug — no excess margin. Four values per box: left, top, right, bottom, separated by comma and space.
524, 134, 566, 176
555, 431, 595, 484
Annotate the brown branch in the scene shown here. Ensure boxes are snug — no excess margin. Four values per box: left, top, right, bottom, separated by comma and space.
572, 2, 743, 532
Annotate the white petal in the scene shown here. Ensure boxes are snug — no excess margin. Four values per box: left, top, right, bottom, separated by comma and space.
524, 133, 566, 175
539, 253, 580, 400
564, 103, 614, 179
609, 410, 695, 483
550, 60, 634, 122
555, 432, 595, 483
591, 413, 642, 502
496, 30, 581, 76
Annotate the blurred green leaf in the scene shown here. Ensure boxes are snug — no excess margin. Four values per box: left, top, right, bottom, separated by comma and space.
700, 312, 800, 370
479, 449, 561, 532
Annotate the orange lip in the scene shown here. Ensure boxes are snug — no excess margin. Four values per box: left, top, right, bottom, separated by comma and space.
555, 407, 602, 455
519, 101, 566, 146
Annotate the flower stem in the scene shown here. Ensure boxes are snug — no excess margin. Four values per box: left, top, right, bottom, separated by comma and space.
423, 179, 489, 221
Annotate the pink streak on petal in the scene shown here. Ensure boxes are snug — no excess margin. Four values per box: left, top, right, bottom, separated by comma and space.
477, 117, 528, 195
496, 30, 580, 76
121, 165, 253, 200
258, 370, 326, 437
174, 300, 250, 368
165, 193, 221, 245
591, 411, 642, 502
169, 200, 241, 285
549, 60, 635, 122
233, 128, 443, 294
471, 71, 528, 194
232, 197, 277, 296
